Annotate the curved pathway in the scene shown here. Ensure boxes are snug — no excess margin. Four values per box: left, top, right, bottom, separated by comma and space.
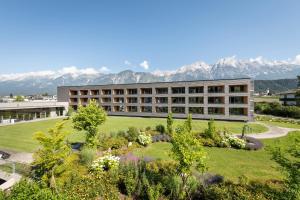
243, 122, 299, 139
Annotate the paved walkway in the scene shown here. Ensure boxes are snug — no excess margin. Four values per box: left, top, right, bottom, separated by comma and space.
242, 122, 299, 139
0, 116, 67, 127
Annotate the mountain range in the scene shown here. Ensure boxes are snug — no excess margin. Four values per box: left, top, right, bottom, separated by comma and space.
1, 56, 300, 95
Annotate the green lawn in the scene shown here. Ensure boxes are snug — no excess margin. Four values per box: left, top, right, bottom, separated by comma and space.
133, 131, 300, 182
0, 116, 267, 152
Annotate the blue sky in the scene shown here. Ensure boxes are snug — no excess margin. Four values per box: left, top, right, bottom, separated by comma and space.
0, 0, 299, 74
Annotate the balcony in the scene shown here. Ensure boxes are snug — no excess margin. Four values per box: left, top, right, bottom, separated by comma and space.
229, 96, 248, 104
189, 97, 203, 104
156, 97, 168, 104
127, 106, 138, 112
229, 85, 248, 93
102, 106, 112, 112
208, 107, 225, 115
70, 90, 78, 96
171, 107, 185, 114
102, 97, 111, 103
141, 88, 152, 95
156, 106, 168, 113
156, 87, 168, 94
141, 97, 152, 104
80, 90, 88, 96
127, 88, 138, 95
229, 107, 248, 116
189, 86, 203, 94
189, 107, 204, 114
208, 86, 224, 93
208, 97, 224, 104
102, 89, 112, 95
114, 105, 125, 112
90, 90, 100, 95
114, 97, 124, 103
114, 89, 124, 95
172, 97, 185, 104
141, 106, 152, 113
172, 87, 185, 94
127, 97, 138, 103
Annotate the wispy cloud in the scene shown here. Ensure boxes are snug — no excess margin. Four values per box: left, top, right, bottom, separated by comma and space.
0, 66, 110, 82
124, 60, 132, 66
139, 60, 149, 70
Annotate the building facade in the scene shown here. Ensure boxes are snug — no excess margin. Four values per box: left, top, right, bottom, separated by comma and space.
0, 102, 68, 124
57, 78, 254, 121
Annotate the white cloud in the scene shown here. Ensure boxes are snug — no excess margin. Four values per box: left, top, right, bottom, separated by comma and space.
139, 60, 149, 70
0, 66, 110, 82
124, 60, 132, 66
293, 55, 300, 65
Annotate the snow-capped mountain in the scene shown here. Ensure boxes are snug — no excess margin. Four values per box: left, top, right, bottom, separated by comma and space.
1, 55, 300, 95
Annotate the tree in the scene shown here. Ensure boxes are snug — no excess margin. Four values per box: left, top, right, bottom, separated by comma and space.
171, 124, 206, 199
203, 119, 217, 139
270, 137, 300, 200
167, 112, 174, 135
184, 114, 192, 133
15, 95, 24, 102
72, 99, 107, 147
32, 122, 77, 190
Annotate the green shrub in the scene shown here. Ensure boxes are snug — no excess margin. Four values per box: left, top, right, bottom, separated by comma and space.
137, 134, 152, 146
80, 147, 96, 166
145, 126, 152, 131
255, 102, 300, 119
155, 124, 166, 134
127, 126, 140, 142
99, 136, 128, 150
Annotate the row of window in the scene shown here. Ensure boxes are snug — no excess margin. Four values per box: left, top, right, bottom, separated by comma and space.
71, 105, 247, 116
69, 85, 248, 96
70, 96, 248, 104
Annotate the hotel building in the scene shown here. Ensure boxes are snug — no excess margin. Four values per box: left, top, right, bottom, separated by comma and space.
57, 78, 254, 121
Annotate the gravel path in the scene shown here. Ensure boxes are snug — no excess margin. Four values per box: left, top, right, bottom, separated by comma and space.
244, 122, 299, 139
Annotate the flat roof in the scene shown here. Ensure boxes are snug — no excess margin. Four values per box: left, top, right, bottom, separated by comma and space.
57, 77, 251, 88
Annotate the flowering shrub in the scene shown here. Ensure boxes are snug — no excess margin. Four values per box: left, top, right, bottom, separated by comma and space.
222, 135, 246, 149
137, 134, 152, 146
91, 154, 120, 172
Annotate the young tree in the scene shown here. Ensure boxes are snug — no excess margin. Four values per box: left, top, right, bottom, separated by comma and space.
167, 112, 174, 135
184, 114, 192, 133
72, 99, 107, 147
203, 119, 217, 139
32, 122, 77, 190
171, 124, 206, 199
270, 137, 300, 200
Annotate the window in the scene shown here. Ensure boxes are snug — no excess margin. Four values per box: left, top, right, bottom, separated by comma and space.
102, 89, 112, 95
127, 106, 138, 112
171, 107, 185, 114
80, 90, 88, 96
141, 97, 152, 103
80, 98, 88, 103
114, 97, 124, 103
208, 86, 224, 93
70, 98, 78, 103
189, 97, 203, 104
229, 108, 247, 116
141, 88, 152, 94
172, 97, 185, 104
141, 106, 152, 112
189, 86, 203, 94
70, 90, 78, 95
189, 107, 204, 114
229, 85, 247, 93
114, 105, 125, 112
91, 90, 100, 95
172, 87, 185, 94
114, 89, 124, 95
127, 89, 137, 95
156, 97, 168, 104
102, 106, 111, 112
229, 96, 247, 104
127, 97, 138, 103
208, 97, 224, 104
156, 88, 168, 94
156, 107, 168, 113
208, 107, 225, 115
102, 97, 111, 103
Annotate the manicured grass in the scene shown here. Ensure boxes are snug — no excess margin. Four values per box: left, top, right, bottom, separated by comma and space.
133, 131, 300, 182
263, 120, 300, 129
0, 116, 267, 152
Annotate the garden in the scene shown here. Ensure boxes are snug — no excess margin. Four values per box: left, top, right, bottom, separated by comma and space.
0, 100, 299, 200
